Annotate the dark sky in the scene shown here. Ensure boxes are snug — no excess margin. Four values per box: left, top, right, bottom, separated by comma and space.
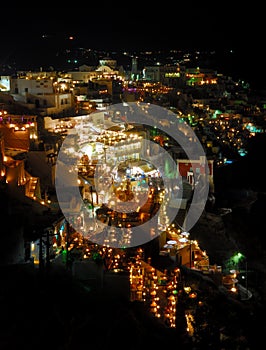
1, 1, 265, 88
2, 2, 264, 51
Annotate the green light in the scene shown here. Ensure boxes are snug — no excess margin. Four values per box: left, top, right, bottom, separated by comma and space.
231, 252, 244, 264
61, 249, 67, 263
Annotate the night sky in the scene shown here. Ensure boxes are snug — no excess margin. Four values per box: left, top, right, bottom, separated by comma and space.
2, 2, 264, 49
1, 2, 265, 88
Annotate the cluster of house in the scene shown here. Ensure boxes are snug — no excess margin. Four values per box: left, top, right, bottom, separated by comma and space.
0, 53, 256, 303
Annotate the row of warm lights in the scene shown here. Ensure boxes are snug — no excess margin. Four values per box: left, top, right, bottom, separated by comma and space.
129, 255, 179, 328
8, 122, 35, 128
147, 268, 178, 327
95, 134, 142, 147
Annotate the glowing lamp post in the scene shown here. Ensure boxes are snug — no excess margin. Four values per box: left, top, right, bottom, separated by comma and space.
229, 252, 248, 298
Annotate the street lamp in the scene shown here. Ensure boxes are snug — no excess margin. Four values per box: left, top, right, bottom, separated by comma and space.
228, 252, 248, 298
237, 253, 248, 298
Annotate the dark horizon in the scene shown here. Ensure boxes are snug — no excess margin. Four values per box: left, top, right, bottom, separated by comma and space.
1, 38, 265, 92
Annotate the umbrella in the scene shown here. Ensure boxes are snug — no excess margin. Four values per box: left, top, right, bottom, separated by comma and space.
181, 231, 190, 237
179, 237, 188, 243
167, 240, 177, 245
164, 244, 173, 249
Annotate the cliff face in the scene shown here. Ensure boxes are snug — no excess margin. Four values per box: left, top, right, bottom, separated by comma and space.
191, 189, 266, 306
190, 211, 238, 266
